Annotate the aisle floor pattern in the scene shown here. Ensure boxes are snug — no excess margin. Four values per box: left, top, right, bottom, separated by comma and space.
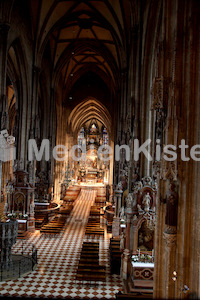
0, 189, 123, 299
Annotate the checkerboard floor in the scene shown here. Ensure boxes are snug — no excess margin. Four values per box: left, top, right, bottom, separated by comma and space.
0, 189, 123, 299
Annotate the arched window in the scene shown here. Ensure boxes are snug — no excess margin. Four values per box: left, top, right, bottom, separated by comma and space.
103, 128, 108, 145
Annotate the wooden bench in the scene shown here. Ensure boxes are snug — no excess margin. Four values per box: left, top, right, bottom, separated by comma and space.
75, 273, 106, 282
82, 246, 99, 250
116, 293, 153, 299
82, 244, 99, 248
79, 258, 100, 263
77, 268, 105, 274
78, 264, 105, 269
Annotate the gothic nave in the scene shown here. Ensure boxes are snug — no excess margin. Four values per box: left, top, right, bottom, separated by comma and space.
0, 0, 200, 299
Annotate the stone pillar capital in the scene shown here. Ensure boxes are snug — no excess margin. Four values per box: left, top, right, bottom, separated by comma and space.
126, 213, 133, 222
123, 248, 130, 257
163, 232, 177, 248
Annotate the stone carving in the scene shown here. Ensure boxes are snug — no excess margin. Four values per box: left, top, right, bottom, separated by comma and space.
13, 159, 24, 171
162, 160, 178, 181
133, 181, 143, 193
116, 181, 123, 191
28, 161, 35, 184
3, 202, 8, 214
142, 176, 152, 186
1, 110, 9, 130
126, 193, 133, 209
163, 232, 177, 248
30, 202, 34, 215
151, 76, 171, 110
142, 193, 151, 212
132, 176, 157, 193
164, 181, 178, 229
120, 232, 125, 250
133, 215, 138, 221
120, 206, 125, 219
0, 221, 18, 268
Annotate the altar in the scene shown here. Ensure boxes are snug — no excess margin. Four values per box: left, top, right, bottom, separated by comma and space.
130, 254, 154, 292
131, 261, 154, 281
86, 168, 97, 183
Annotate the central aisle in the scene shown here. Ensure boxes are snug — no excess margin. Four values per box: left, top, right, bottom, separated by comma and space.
0, 189, 123, 299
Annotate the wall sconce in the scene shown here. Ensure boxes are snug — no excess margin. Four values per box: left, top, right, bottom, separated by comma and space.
172, 270, 177, 281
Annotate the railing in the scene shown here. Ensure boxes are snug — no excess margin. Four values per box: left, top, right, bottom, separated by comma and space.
0, 240, 37, 281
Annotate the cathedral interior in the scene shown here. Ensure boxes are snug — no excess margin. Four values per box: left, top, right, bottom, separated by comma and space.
0, 0, 199, 299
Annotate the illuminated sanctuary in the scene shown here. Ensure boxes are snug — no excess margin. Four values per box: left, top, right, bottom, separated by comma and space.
0, 0, 199, 299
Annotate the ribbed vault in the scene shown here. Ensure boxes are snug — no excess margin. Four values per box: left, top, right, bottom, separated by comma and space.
68, 99, 111, 135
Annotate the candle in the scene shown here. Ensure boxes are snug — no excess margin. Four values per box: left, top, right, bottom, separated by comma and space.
152, 249, 154, 257
139, 249, 140, 256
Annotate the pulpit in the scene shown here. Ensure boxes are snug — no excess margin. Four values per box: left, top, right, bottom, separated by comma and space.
0, 220, 18, 268
4, 169, 35, 232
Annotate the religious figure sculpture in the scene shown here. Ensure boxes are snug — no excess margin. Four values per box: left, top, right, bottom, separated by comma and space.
120, 232, 125, 251
116, 181, 123, 191
30, 202, 35, 215
120, 206, 125, 219
126, 193, 133, 209
3, 202, 8, 214
142, 192, 151, 212
164, 182, 178, 228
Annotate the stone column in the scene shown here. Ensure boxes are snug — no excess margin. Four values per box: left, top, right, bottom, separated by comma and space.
121, 248, 131, 280
163, 232, 177, 299
112, 189, 123, 237
27, 192, 35, 232
0, 23, 10, 108
125, 214, 132, 249
114, 189, 123, 217
131, 224, 138, 252
0, 23, 10, 202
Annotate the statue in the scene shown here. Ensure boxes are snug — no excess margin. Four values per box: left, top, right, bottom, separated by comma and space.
19, 159, 24, 170
142, 193, 151, 212
126, 193, 133, 209
164, 182, 178, 228
120, 232, 125, 251
116, 181, 123, 191
133, 181, 143, 193
30, 202, 34, 215
3, 202, 8, 214
120, 206, 125, 219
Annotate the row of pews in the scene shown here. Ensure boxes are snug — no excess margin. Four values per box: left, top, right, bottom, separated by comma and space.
35, 211, 48, 229
35, 202, 59, 229
40, 215, 68, 234
39, 186, 81, 234
62, 186, 81, 202
85, 216, 104, 236
95, 187, 107, 207
85, 187, 106, 236
110, 237, 121, 275
76, 242, 106, 283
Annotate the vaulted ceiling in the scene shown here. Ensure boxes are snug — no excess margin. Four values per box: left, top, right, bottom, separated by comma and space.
30, 0, 133, 108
